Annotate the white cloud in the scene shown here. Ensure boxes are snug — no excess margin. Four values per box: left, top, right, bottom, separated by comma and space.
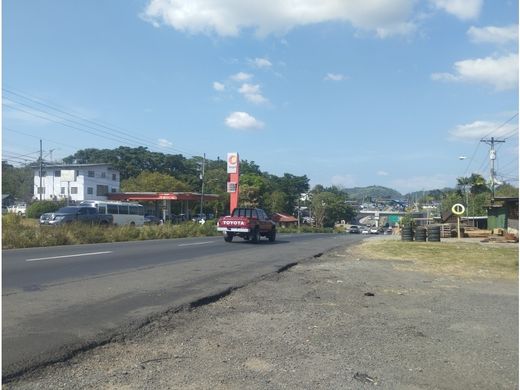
249, 57, 272, 68
142, 0, 416, 38
238, 83, 268, 104
377, 170, 389, 176
431, 53, 519, 91
230, 72, 253, 81
430, 0, 482, 20
467, 25, 519, 45
213, 81, 225, 91
158, 138, 173, 147
449, 120, 518, 140
225, 112, 264, 129
324, 73, 347, 81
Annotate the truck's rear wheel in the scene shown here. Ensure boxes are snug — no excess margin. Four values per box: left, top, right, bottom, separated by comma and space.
224, 233, 233, 242
268, 227, 276, 242
251, 227, 260, 243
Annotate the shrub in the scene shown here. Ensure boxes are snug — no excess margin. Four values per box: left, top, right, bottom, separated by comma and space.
26, 200, 64, 219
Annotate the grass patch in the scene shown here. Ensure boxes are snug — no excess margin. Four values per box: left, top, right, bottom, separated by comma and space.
2, 216, 343, 249
2, 217, 222, 249
353, 239, 518, 280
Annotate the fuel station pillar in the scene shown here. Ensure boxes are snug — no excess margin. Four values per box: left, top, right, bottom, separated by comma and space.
227, 152, 239, 214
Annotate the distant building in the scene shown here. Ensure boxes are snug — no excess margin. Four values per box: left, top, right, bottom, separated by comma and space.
271, 212, 298, 228
33, 163, 120, 202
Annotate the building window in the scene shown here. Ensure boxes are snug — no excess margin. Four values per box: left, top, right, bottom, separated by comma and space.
38, 187, 45, 194
101, 172, 106, 178
111, 188, 117, 193
71, 187, 78, 194
54, 170, 61, 177
87, 187, 93, 195
88, 171, 95, 177
96, 185, 108, 196
112, 173, 117, 181
61, 187, 65, 195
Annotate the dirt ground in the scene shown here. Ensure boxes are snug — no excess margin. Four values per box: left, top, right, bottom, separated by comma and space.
4, 238, 518, 389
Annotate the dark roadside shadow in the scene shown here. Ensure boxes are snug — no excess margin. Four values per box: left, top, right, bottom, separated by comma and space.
222, 239, 290, 245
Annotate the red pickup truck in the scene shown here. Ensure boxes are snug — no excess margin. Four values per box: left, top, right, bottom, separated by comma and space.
217, 208, 276, 243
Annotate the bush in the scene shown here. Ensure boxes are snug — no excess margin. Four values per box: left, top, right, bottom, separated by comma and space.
26, 200, 64, 219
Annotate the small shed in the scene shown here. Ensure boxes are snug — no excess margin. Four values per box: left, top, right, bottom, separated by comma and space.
487, 197, 519, 235
271, 212, 298, 228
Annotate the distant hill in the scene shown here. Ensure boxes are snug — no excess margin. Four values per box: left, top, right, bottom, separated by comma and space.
344, 186, 403, 201
404, 188, 453, 201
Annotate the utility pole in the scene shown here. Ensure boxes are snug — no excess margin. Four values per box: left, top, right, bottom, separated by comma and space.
199, 153, 206, 219
39, 140, 43, 201
480, 137, 505, 201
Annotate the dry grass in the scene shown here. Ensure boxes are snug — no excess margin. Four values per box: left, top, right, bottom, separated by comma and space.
352, 239, 519, 280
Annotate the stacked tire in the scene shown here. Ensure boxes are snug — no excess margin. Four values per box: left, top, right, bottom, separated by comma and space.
427, 226, 441, 242
415, 227, 427, 242
401, 225, 414, 241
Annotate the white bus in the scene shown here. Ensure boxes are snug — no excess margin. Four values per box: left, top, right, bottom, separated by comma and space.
79, 200, 145, 226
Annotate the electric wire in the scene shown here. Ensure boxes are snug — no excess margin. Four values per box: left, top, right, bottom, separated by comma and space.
3, 87, 204, 158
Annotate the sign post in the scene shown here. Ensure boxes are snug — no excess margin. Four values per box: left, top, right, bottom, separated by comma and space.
227, 153, 239, 214
451, 203, 466, 240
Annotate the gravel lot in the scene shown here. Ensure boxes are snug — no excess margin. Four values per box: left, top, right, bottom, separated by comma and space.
4, 238, 518, 389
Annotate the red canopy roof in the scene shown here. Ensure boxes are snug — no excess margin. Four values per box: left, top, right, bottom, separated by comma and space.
108, 192, 219, 202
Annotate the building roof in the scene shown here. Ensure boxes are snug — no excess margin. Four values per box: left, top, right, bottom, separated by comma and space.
271, 212, 298, 223
108, 192, 219, 202
32, 163, 116, 169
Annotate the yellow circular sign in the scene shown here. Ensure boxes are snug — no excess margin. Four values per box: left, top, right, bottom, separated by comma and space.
451, 203, 465, 215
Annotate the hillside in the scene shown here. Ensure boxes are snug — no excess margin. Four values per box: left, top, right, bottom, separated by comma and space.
344, 186, 402, 201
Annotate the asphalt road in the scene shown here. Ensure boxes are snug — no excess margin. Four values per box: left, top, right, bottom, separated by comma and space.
2, 233, 364, 379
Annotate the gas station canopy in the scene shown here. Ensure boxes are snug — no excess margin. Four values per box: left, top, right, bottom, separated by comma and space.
108, 192, 220, 202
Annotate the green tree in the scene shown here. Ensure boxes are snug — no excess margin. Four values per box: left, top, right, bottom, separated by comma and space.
121, 171, 190, 192
269, 173, 310, 214
495, 183, 519, 197
2, 162, 34, 202
264, 191, 288, 214
311, 191, 354, 228
441, 190, 464, 216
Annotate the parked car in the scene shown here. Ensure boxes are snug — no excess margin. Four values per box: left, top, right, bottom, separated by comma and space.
349, 225, 360, 234
8, 203, 27, 216
370, 227, 379, 234
40, 206, 113, 226
191, 213, 207, 222
144, 215, 162, 225
361, 226, 370, 234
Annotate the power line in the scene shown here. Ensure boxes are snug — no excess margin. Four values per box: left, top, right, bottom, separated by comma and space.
3, 87, 200, 157
3, 126, 79, 151
462, 113, 518, 177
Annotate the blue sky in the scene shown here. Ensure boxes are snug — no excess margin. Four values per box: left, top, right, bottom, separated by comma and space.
3, 0, 518, 194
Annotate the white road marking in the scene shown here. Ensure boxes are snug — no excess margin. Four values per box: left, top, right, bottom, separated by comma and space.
178, 241, 213, 247
26, 251, 113, 262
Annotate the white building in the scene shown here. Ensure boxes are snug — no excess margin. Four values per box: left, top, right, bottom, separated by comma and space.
34, 163, 121, 202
